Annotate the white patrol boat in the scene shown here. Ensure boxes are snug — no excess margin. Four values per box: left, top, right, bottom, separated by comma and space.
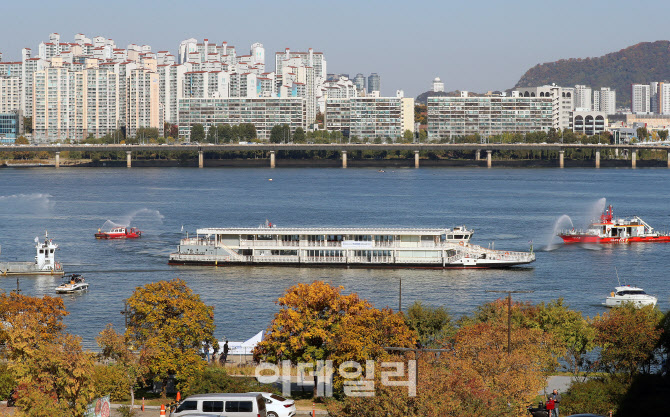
169, 222, 535, 269
604, 285, 657, 308
0, 232, 64, 276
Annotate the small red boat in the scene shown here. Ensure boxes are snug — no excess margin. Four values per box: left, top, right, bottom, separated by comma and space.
558, 205, 670, 244
95, 227, 142, 239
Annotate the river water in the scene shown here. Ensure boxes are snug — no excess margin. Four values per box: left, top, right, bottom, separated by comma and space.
1, 167, 669, 349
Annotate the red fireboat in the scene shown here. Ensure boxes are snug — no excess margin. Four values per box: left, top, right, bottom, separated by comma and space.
95, 227, 143, 239
558, 205, 670, 244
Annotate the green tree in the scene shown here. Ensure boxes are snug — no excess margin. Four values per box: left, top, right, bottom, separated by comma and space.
269, 124, 290, 143
23, 116, 33, 134
206, 125, 217, 143
125, 279, 217, 396
15, 135, 29, 145
217, 124, 233, 143
293, 127, 306, 143
405, 301, 455, 347
190, 124, 205, 143
658, 130, 669, 141
403, 129, 414, 142
636, 127, 649, 141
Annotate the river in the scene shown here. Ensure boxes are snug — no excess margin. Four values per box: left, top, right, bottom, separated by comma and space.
1, 167, 669, 349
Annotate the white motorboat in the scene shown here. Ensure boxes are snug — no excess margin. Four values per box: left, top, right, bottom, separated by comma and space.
604, 285, 657, 308
55, 274, 89, 294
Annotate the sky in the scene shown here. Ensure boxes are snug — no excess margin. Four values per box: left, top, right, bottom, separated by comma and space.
1, 0, 669, 97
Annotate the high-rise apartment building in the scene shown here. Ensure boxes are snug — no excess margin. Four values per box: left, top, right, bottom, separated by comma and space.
597, 87, 616, 115
353, 73, 366, 93
0, 76, 21, 113
574, 85, 592, 110
367, 73, 380, 94
658, 82, 670, 115
631, 84, 651, 113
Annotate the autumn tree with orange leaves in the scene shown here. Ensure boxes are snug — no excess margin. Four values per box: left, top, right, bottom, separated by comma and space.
329, 319, 555, 417
591, 304, 663, 381
125, 278, 217, 397
254, 281, 416, 398
0, 292, 96, 417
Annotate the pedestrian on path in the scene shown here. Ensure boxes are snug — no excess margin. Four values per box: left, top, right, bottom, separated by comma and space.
548, 389, 561, 417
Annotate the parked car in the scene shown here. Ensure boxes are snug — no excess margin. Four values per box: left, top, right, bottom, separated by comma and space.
169, 393, 266, 417
248, 392, 296, 417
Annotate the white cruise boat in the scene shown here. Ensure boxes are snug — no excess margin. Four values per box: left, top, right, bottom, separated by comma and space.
55, 274, 89, 294
168, 223, 535, 269
604, 285, 657, 308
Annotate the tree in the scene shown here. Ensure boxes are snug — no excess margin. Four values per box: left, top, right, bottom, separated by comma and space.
241, 123, 257, 140
190, 124, 205, 143
405, 301, 455, 347
97, 324, 148, 407
269, 124, 290, 143
403, 130, 414, 142
636, 127, 649, 141
330, 320, 554, 417
658, 129, 669, 141
293, 127, 306, 143
0, 293, 95, 417
206, 125, 217, 143
15, 135, 29, 145
217, 124, 233, 143
23, 117, 33, 134
591, 304, 662, 380
125, 279, 217, 396
254, 281, 416, 398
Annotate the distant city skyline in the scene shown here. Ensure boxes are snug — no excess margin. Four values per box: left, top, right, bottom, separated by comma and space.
1, 0, 668, 97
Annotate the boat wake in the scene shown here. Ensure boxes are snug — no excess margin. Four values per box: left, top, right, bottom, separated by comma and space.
0, 193, 53, 212
101, 208, 165, 229
543, 214, 573, 251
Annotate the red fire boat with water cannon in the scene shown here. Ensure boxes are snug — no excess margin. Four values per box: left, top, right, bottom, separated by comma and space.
558, 205, 670, 244
95, 227, 142, 239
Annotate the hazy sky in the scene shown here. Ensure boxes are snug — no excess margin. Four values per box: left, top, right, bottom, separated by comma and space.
1, 0, 668, 97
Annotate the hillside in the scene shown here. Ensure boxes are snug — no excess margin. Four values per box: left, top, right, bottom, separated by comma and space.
514, 41, 670, 108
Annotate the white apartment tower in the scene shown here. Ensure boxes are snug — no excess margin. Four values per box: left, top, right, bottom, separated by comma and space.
597, 87, 616, 115
658, 82, 670, 115
631, 84, 651, 113
574, 85, 592, 110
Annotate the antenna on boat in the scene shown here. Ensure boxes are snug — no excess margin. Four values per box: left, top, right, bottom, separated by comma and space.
615, 267, 624, 287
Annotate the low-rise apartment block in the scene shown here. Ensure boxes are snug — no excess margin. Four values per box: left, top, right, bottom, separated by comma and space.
177, 97, 305, 141
324, 95, 414, 139
427, 95, 552, 140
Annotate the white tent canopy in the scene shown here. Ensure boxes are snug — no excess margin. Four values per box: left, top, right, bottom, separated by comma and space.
215, 330, 264, 355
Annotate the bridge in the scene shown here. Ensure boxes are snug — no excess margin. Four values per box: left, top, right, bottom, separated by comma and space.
2, 143, 669, 169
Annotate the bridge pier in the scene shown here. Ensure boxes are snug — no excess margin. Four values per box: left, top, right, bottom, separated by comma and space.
668, 151, 670, 168
476, 149, 481, 161
559, 150, 564, 168
414, 150, 420, 168
631, 150, 636, 169
55, 152, 60, 168
270, 151, 275, 168
595, 150, 600, 169
486, 150, 492, 168
126, 151, 132, 168
198, 151, 204, 168
342, 150, 347, 168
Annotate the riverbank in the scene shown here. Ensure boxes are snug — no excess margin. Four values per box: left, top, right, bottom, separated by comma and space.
2, 157, 667, 168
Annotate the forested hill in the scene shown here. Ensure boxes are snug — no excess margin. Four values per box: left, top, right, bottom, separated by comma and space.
514, 41, 670, 108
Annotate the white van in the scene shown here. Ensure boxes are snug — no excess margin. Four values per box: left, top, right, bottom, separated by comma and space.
169, 393, 267, 417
